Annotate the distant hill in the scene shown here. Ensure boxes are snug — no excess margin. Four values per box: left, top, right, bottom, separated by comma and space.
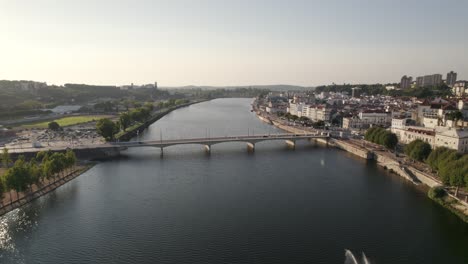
161, 85, 314, 92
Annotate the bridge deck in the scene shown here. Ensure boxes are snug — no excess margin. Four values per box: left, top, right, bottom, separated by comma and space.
6, 133, 329, 153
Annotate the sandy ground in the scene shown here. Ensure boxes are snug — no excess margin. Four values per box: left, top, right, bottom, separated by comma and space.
5, 121, 106, 150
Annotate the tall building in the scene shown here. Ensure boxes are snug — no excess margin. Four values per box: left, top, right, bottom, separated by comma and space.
351, 87, 361, 98
416, 74, 442, 87
446, 71, 457, 87
400, 75, 413, 89
416, 76, 424, 87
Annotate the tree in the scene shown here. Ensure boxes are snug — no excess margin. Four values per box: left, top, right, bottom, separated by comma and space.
365, 127, 379, 141
119, 112, 132, 131
144, 102, 154, 111
3, 156, 32, 202
382, 132, 398, 149
1, 148, 11, 168
48, 121, 61, 131
426, 147, 451, 171
445, 111, 463, 125
405, 139, 431, 161
65, 149, 77, 173
0, 177, 4, 206
96, 118, 119, 141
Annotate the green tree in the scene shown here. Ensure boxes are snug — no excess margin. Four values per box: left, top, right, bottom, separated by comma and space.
48, 121, 61, 131
119, 112, 132, 131
364, 127, 379, 141
426, 147, 451, 171
65, 149, 77, 174
382, 132, 398, 149
1, 148, 11, 168
446, 111, 464, 125
3, 156, 32, 203
96, 118, 119, 141
405, 139, 432, 161
144, 102, 154, 111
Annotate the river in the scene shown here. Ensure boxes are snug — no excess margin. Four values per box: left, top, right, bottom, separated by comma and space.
0, 98, 467, 263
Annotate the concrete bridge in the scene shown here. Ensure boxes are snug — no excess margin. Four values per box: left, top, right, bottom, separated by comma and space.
6, 132, 330, 159
111, 132, 330, 155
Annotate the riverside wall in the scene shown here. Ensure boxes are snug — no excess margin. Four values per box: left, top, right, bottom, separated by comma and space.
9, 146, 123, 161
267, 115, 441, 187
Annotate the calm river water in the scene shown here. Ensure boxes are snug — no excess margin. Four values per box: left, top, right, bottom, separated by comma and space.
0, 98, 467, 264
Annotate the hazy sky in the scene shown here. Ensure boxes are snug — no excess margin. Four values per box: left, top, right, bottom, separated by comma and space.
1, 0, 467, 86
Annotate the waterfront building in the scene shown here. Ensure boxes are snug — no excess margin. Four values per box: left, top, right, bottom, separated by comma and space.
299, 104, 332, 122
434, 127, 468, 153
446, 71, 457, 87
287, 102, 306, 117
391, 120, 468, 153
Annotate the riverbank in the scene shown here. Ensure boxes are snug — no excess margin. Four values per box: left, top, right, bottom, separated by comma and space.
116, 100, 209, 141
0, 163, 94, 217
255, 110, 468, 222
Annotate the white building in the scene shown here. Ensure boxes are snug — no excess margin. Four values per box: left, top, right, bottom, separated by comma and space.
434, 127, 468, 153
301, 105, 332, 122
288, 103, 305, 117
358, 110, 391, 127
452, 81, 467, 97
391, 123, 468, 153
423, 117, 439, 128
392, 126, 436, 146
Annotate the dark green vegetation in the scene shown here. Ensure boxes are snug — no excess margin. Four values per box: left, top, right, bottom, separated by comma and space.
364, 127, 398, 149
47, 121, 61, 131
0, 148, 76, 205
445, 111, 464, 123
428, 186, 468, 223
96, 99, 193, 141
96, 119, 120, 141
315, 83, 452, 98
404, 139, 432, 161
428, 186, 446, 199
96, 103, 155, 141
426, 147, 468, 190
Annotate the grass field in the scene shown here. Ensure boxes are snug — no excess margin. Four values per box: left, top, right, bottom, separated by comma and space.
21, 115, 113, 129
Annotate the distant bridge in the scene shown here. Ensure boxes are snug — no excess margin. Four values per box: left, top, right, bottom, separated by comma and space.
6, 133, 330, 158
111, 132, 330, 154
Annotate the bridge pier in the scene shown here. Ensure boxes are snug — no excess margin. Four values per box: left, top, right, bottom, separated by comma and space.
204, 144, 211, 154
160, 147, 164, 158
285, 139, 296, 149
247, 142, 255, 152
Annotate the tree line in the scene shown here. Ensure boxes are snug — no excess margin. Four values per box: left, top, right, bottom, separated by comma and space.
403, 139, 468, 194
426, 147, 468, 193
364, 127, 398, 149
0, 148, 77, 206
95, 99, 191, 141
95, 103, 154, 141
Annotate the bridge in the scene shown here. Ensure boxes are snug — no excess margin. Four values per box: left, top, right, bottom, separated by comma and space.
6, 132, 330, 158
111, 132, 330, 154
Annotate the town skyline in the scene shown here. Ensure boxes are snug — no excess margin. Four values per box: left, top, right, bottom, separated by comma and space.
1, 0, 467, 86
